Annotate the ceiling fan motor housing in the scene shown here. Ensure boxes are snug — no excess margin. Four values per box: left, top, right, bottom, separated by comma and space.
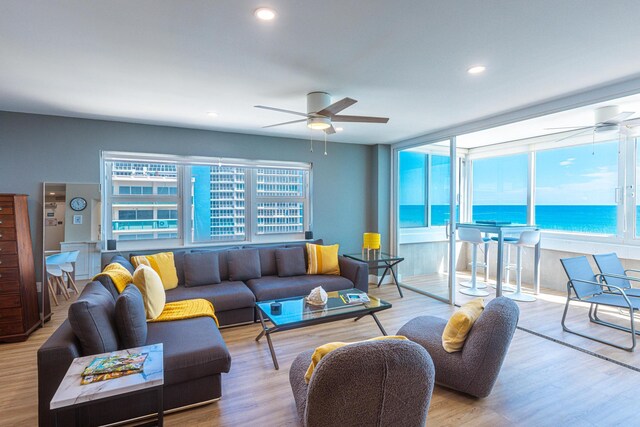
307, 91, 331, 115
595, 105, 620, 124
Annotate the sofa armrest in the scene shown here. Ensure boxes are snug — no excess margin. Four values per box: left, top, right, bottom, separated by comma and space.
339, 256, 369, 293
38, 320, 81, 427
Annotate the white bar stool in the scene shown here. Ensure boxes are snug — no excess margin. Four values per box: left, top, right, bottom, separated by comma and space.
460, 233, 490, 289
490, 235, 519, 292
59, 250, 81, 295
503, 231, 540, 302
458, 228, 490, 297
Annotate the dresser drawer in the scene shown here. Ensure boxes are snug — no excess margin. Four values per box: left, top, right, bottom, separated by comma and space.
0, 320, 23, 336
0, 254, 18, 268
0, 228, 16, 240
0, 215, 15, 228
0, 241, 17, 255
0, 307, 22, 322
0, 294, 21, 309
0, 268, 18, 282
0, 202, 14, 216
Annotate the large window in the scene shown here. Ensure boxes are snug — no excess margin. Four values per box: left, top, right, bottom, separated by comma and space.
472, 154, 528, 223
398, 150, 452, 228
535, 141, 618, 235
103, 153, 311, 246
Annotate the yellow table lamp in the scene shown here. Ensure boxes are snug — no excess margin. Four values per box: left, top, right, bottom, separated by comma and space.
362, 232, 381, 258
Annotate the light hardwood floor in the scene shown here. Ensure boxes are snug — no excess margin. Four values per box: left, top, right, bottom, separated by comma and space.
2, 279, 640, 427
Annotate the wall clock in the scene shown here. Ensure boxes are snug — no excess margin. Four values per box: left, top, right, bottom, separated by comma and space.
70, 197, 87, 211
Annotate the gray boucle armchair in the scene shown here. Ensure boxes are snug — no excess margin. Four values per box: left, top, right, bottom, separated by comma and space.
289, 340, 435, 427
398, 297, 519, 398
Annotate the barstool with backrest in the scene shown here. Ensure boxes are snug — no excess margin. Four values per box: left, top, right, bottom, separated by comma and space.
458, 228, 490, 297
45, 253, 70, 305
503, 230, 540, 302
59, 250, 80, 295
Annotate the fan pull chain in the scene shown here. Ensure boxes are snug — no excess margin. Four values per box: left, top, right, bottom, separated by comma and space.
324, 132, 328, 156
309, 132, 314, 152
592, 130, 595, 155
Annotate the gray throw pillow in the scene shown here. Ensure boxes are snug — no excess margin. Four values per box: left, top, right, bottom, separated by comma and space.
184, 252, 221, 287
276, 247, 307, 277
228, 249, 262, 281
68, 281, 120, 355
115, 284, 148, 349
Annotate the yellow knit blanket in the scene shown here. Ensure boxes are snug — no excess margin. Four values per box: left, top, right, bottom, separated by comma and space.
92, 263, 133, 293
149, 298, 219, 327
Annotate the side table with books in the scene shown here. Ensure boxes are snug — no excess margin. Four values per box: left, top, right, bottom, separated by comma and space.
50, 343, 164, 426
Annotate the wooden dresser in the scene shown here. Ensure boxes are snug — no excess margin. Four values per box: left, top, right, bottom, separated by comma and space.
0, 194, 40, 342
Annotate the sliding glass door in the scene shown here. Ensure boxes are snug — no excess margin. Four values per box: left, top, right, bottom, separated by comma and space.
393, 139, 459, 303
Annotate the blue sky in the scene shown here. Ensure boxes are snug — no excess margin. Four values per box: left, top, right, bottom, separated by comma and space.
401, 140, 619, 207
473, 141, 618, 206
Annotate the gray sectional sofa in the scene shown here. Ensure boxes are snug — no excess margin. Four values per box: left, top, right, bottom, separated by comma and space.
38, 240, 368, 426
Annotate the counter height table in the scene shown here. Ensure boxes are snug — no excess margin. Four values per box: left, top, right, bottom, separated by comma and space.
456, 222, 541, 297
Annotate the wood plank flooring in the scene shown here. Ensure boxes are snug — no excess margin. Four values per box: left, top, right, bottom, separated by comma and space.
2, 279, 640, 426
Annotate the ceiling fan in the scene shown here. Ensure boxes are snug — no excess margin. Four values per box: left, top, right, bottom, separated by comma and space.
548, 105, 640, 142
255, 91, 389, 134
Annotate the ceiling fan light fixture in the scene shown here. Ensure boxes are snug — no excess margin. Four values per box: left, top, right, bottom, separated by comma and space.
254, 7, 276, 21
307, 117, 331, 130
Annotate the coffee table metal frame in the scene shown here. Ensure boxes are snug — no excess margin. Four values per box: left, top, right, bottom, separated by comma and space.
255, 291, 391, 370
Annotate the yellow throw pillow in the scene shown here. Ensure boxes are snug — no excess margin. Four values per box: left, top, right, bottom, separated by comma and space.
92, 262, 133, 294
132, 265, 166, 320
131, 252, 179, 290
306, 243, 340, 275
442, 298, 485, 353
304, 335, 407, 383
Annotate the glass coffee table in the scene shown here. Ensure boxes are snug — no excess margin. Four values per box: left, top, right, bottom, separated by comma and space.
255, 289, 392, 370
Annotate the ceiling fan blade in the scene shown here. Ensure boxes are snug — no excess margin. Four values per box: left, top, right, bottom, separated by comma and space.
262, 119, 307, 129
554, 128, 594, 143
601, 111, 634, 124
544, 126, 593, 130
622, 117, 640, 127
315, 97, 357, 116
255, 105, 310, 118
324, 125, 336, 135
332, 114, 389, 123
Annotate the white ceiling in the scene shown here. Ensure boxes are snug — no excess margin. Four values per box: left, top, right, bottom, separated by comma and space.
2, 1, 640, 145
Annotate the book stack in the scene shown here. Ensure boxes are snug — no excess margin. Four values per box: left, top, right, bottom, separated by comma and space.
81, 353, 148, 385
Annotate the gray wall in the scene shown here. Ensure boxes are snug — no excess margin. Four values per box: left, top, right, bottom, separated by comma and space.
369, 144, 391, 252
0, 111, 379, 280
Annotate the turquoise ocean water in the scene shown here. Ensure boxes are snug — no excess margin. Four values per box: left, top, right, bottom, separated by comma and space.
400, 205, 624, 235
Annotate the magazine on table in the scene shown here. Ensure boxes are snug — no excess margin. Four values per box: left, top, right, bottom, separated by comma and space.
345, 293, 370, 304
82, 352, 148, 378
80, 370, 142, 385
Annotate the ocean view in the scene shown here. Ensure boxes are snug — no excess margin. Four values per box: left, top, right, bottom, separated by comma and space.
400, 205, 624, 235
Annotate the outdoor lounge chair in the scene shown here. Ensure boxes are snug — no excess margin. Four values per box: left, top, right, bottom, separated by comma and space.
560, 256, 640, 351
593, 252, 640, 298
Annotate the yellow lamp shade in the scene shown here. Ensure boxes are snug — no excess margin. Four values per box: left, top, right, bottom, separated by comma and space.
363, 232, 381, 250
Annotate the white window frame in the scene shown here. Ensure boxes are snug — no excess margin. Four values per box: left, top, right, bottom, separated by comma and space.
102, 151, 312, 250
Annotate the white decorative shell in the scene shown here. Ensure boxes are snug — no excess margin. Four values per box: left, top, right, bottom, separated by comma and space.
306, 286, 328, 306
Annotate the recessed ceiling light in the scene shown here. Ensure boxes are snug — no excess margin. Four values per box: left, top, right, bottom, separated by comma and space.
335, 127, 344, 132
254, 7, 276, 21
467, 65, 486, 75
206, 111, 218, 118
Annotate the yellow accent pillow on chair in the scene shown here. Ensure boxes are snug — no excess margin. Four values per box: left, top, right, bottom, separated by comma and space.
132, 265, 166, 320
131, 252, 179, 290
306, 243, 340, 275
442, 298, 485, 353
304, 335, 408, 383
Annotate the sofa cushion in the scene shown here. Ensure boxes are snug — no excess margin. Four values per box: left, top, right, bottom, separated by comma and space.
165, 281, 256, 312
257, 247, 278, 277
183, 252, 221, 287
68, 281, 119, 355
246, 275, 353, 301
129, 250, 189, 286
132, 265, 166, 320
286, 239, 324, 268
146, 316, 231, 385
228, 249, 261, 281
131, 252, 179, 290
306, 243, 340, 275
109, 254, 135, 275
115, 284, 148, 349
276, 247, 306, 277
192, 247, 240, 281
